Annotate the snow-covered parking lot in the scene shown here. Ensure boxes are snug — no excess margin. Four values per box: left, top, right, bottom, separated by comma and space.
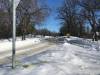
0, 37, 100, 75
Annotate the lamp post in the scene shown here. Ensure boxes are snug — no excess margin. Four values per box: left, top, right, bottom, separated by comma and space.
9, 0, 16, 69
12, 0, 16, 69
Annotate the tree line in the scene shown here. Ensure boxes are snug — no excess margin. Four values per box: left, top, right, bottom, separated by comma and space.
58, 0, 100, 41
0, 0, 50, 40
0, 0, 100, 40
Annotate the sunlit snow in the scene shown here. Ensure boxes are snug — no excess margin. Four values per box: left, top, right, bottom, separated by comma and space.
0, 37, 100, 75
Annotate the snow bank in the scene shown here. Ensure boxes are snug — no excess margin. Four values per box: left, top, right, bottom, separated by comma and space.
45, 36, 52, 39
0, 38, 41, 52
63, 42, 70, 47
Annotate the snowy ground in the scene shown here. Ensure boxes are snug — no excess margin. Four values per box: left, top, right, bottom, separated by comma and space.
0, 37, 41, 52
0, 37, 100, 75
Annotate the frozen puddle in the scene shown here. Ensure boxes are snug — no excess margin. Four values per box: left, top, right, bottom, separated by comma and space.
0, 42, 100, 75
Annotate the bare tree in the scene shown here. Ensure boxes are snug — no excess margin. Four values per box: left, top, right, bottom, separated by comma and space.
79, 0, 100, 41
17, 0, 50, 40
0, 0, 12, 39
58, 0, 84, 36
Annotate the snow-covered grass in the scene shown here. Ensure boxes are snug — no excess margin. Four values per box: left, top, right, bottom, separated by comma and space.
0, 37, 41, 52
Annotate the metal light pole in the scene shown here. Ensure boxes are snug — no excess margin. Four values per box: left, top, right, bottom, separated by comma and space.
9, 0, 20, 69
10, 0, 16, 69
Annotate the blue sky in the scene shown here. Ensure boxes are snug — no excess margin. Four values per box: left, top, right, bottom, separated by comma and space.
36, 0, 63, 32
16, 0, 63, 32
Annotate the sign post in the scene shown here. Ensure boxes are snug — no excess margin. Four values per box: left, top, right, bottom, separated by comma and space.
9, 0, 20, 69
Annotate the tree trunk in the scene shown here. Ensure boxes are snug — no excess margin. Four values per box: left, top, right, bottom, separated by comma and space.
92, 30, 98, 41
22, 32, 26, 40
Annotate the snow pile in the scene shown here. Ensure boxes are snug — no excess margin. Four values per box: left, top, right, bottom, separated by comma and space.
66, 37, 100, 51
16, 38, 41, 48
63, 42, 70, 47
44, 36, 52, 39
63, 43, 87, 66
0, 38, 41, 52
